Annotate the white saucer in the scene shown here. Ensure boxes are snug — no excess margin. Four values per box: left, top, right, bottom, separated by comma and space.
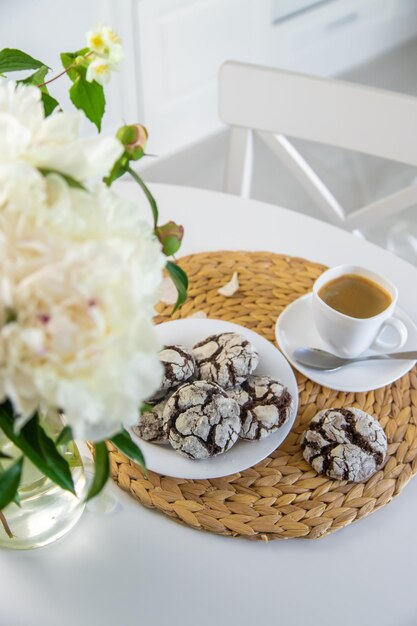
275, 294, 417, 393
129, 318, 298, 479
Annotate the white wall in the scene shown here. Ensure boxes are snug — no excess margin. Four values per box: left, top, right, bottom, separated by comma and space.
3, 0, 417, 153
129, 0, 417, 157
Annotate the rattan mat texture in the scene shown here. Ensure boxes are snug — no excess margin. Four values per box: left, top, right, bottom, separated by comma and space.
109, 251, 417, 540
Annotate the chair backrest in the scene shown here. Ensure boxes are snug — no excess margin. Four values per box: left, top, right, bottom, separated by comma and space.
219, 61, 417, 230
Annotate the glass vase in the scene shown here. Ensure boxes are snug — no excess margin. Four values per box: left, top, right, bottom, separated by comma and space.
0, 412, 86, 550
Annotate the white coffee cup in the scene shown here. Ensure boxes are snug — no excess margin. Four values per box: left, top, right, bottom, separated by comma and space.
312, 265, 408, 358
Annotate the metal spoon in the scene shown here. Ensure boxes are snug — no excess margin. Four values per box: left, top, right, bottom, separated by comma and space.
293, 347, 417, 371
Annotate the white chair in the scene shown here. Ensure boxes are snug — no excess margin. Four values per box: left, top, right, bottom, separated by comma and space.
219, 61, 417, 237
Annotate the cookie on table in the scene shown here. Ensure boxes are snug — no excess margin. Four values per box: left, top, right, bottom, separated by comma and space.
163, 380, 240, 460
192, 332, 259, 389
301, 407, 388, 482
133, 400, 169, 445
150, 344, 195, 402
227, 375, 293, 440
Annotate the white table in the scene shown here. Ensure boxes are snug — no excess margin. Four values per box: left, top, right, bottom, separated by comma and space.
1, 183, 417, 626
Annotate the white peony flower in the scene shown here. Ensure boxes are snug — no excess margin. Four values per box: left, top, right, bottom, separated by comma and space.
0, 173, 166, 440
0, 81, 123, 182
0, 161, 46, 215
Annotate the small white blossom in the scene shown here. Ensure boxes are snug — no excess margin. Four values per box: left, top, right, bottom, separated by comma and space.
102, 26, 124, 66
86, 27, 108, 56
87, 26, 122, 62
86, 57, 112, 85
86, 25, 123, 84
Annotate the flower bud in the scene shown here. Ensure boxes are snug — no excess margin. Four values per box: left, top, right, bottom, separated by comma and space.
156, 221, 184, 256
116, 124, 148, 160
75, 55, 88, 67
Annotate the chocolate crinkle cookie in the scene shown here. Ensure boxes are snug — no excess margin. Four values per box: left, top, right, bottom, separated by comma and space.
192, 332, 259, 389
133, 401, 169, 444
301, 408, 388, 482
162, 380, 241, 460
227, 375, 293, 440
150, 344, 195, 401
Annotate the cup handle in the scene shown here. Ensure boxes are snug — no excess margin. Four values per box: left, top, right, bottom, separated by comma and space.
371, 317, 408, 352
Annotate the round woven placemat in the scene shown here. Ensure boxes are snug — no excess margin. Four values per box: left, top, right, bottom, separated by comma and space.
109, 251, 417, 540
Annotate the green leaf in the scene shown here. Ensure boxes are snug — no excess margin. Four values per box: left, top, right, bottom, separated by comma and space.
0, 48, 46, 74
56, 425, 73, 447
0, 457, 23, 510
0, 451, 11, 460
38, 168, 86, 190
25, 417, 75, 494
70, 75, 105, 131
60, 52, 78, 82
0, 404, 75, 494
127, 167, 158, 228
19, 64, 49, 85
110, 429, 146, 472
60, 48, 89, 82
166, 261, 188, 312
41, 91, 59, 117
4, 308, 17, 324
86, 442, 109, 501
103, 154, 129, 187
18, 66, 60, 117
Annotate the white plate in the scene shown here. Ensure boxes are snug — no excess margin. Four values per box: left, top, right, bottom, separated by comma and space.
275, 293, 417, 393
129, 318, 298, 479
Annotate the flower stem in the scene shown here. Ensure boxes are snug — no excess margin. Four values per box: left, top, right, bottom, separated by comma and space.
37, 51, 94, 88
127, 166, 158, 228
0, 511, 13, 539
